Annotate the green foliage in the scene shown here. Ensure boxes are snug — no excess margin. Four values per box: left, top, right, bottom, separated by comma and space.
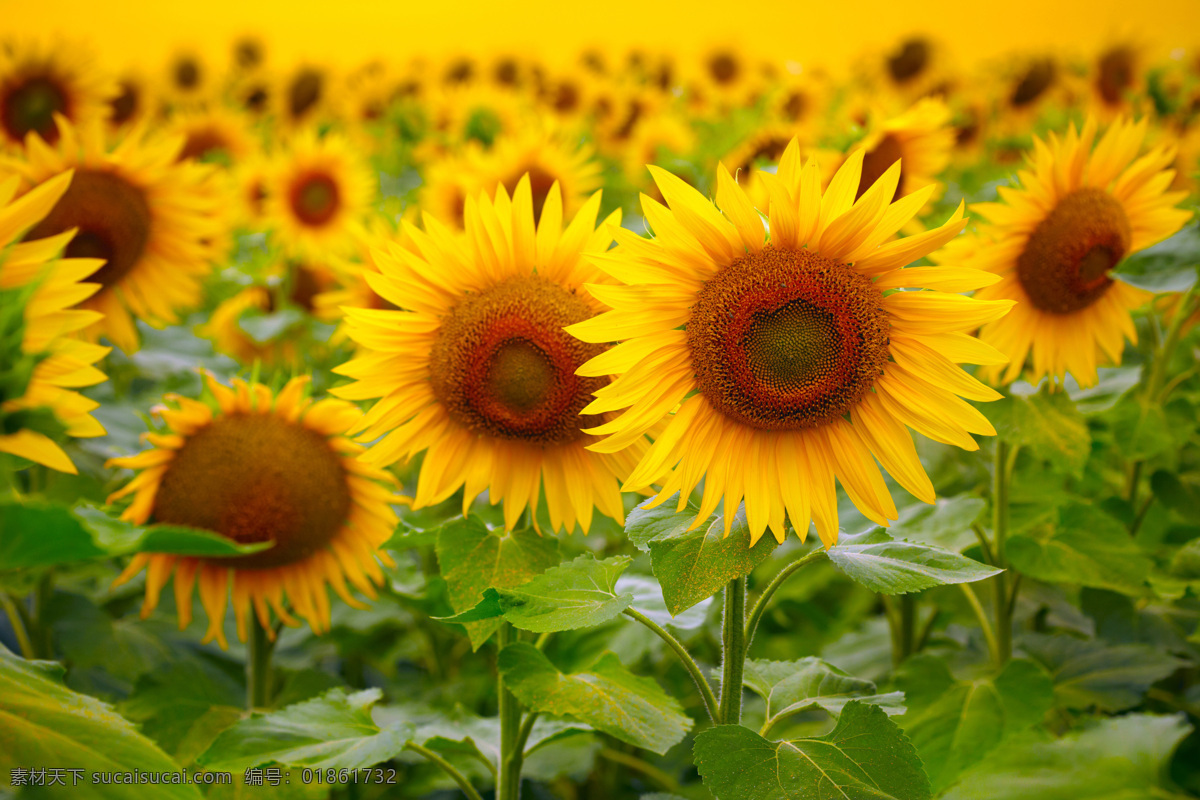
895, 655, 1055, 793
743, 658, 904, 734
1021, 633, 1187, 712
498, 643, 691, 755
693, 702, 931, 800
198, 688, 414, 771
0, 501, 271, 570
1006, 504, 1153, 594
0, 646, 204, 799
989, 390, 1091, 474
826, 529, 1001, 594
435, 517, 560, 648
626, 500, 778, 614
941, 713, 1193, 800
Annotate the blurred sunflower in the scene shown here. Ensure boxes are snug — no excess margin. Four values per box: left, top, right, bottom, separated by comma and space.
106, 70, 154, 132
484, 127, 602, 224
4, 118, 222, 352
1090, 43, 1144, 119
0, 38, 113, 149
195, 285, 297, 367
166, 105, 256, 166
993, 55, 1065, 127
333, 177, 654, 533
266, 130, 373, 260
416, 144, 487, 229
724, 122, 808, 209
0, 170, 108, 473
162, 49, 212, 109
848, 98, 954, 205
861, 34, 952, 101
108, 374, 402, 647
275, 64, 335, 128
967, 117, 1191, 387
567, 143, 1013, 545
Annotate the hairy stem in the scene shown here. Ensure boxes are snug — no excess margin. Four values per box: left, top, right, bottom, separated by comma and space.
744, 548, 827, 648
497, 623, 523, 800
405, 742, 484, 800
718, 577, 747, 725
624, 607, 718, 723
246, 616, 276, 710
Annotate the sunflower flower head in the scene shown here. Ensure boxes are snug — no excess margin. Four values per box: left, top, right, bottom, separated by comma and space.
567, 140, 1015, 547
333, 175, 657, 534
0, 169, 109, 473
107, 373, 403, 648
965, 116, 1192, 388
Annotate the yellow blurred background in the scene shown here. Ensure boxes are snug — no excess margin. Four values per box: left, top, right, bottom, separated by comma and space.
6, 0, 1200, 72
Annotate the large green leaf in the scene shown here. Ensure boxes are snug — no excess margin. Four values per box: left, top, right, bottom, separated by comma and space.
693, 702, 931, 800
435, 516, 560, 649
1020, 633, 1186, 712
440, 554, 635, 633
197, 688, 413, 771
895, 655, 1054, 792
744, 658, 904, 734
1006, 504, 1152, 595
826, 529, 1001, 595
630, 502, 778, 614
887, 496, 987, 552
0, 647, 203, 800
989, 390, 1090, 475
0, 501, 269, 570
1150, 470, 1200, 523
1108, 397, 1173, 461
121, 661, 244, 759
498, 642, 691, 755
941, 713, 1193, 800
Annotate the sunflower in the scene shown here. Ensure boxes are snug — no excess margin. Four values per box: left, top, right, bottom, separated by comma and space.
688, 47, 763, 113
0, 170, 108, 473
162, 49, 212, 110
266, 129, 374, 260
274, 64, 336, 128
992, 55, 1067, 127
416, 144, 488, 230
106, 70, 154, 132
165, 105, 256, 166
1090, 43, 1144, 119
3, 117, 222, 353
724, 122, 809, 210
107, 374, 402, 647
965, 117, 1191, 388
332, 176, 654, 533
845, 98, 954, 206
482, 126, 602, 225
566, 142, 1014, 546
622, 112, 696, 189
0, 38, 114, 149
860, 34, 953, 102
312, 216, 417, 339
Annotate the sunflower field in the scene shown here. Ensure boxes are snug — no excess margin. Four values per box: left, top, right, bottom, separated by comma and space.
4, 16, 1200, 800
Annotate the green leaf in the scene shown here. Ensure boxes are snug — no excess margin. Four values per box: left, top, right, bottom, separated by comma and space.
1006, 504, 1152, 595
1150, 470, 1200, 523
1112, 222, 1200, 292
693, 702, 931, 800
494, 554, 634, 633
619, 573, 712, 630
744, 658, 905, 733
887, 496, 986, 552
121, 661, 244, 758
941, 713, 1193, 800
435, 516, 560, 649
1108, 397, 1173, 461
895, 655, 1054, 792
826, 529, 1001, 595
197, 688, 414, 771
989, 390, 1090, 474
0, 501, 270, 570
498, 642, 691, 755
1021, 633, 1187, 712
0, 647, 203, 800
635, 502, 778, 614
441, 555, 635, 633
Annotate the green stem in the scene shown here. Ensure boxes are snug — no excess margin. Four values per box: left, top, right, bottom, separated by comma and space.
896, 594, 917, 664
405, 742, 484, 800
959, 583, 1000, 664
246, 616, 275, 710
744, 548, 827, 648
992, 440, 1012, 664
0, 594, 34, 659
34, 571, 54, 659
718, 577, 747, 725
623, 607, 718, 723
497, 623, 523, 800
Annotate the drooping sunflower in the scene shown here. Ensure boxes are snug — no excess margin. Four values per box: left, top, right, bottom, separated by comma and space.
108, 374, 402, 647
266, 130, 374, 260
0, 38, 114, 149
333, 177, 655, 533
567, 143, 1014, 546
3, 117, 222, 353
965, 117, 1191, 388
0, 170, 108, 473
